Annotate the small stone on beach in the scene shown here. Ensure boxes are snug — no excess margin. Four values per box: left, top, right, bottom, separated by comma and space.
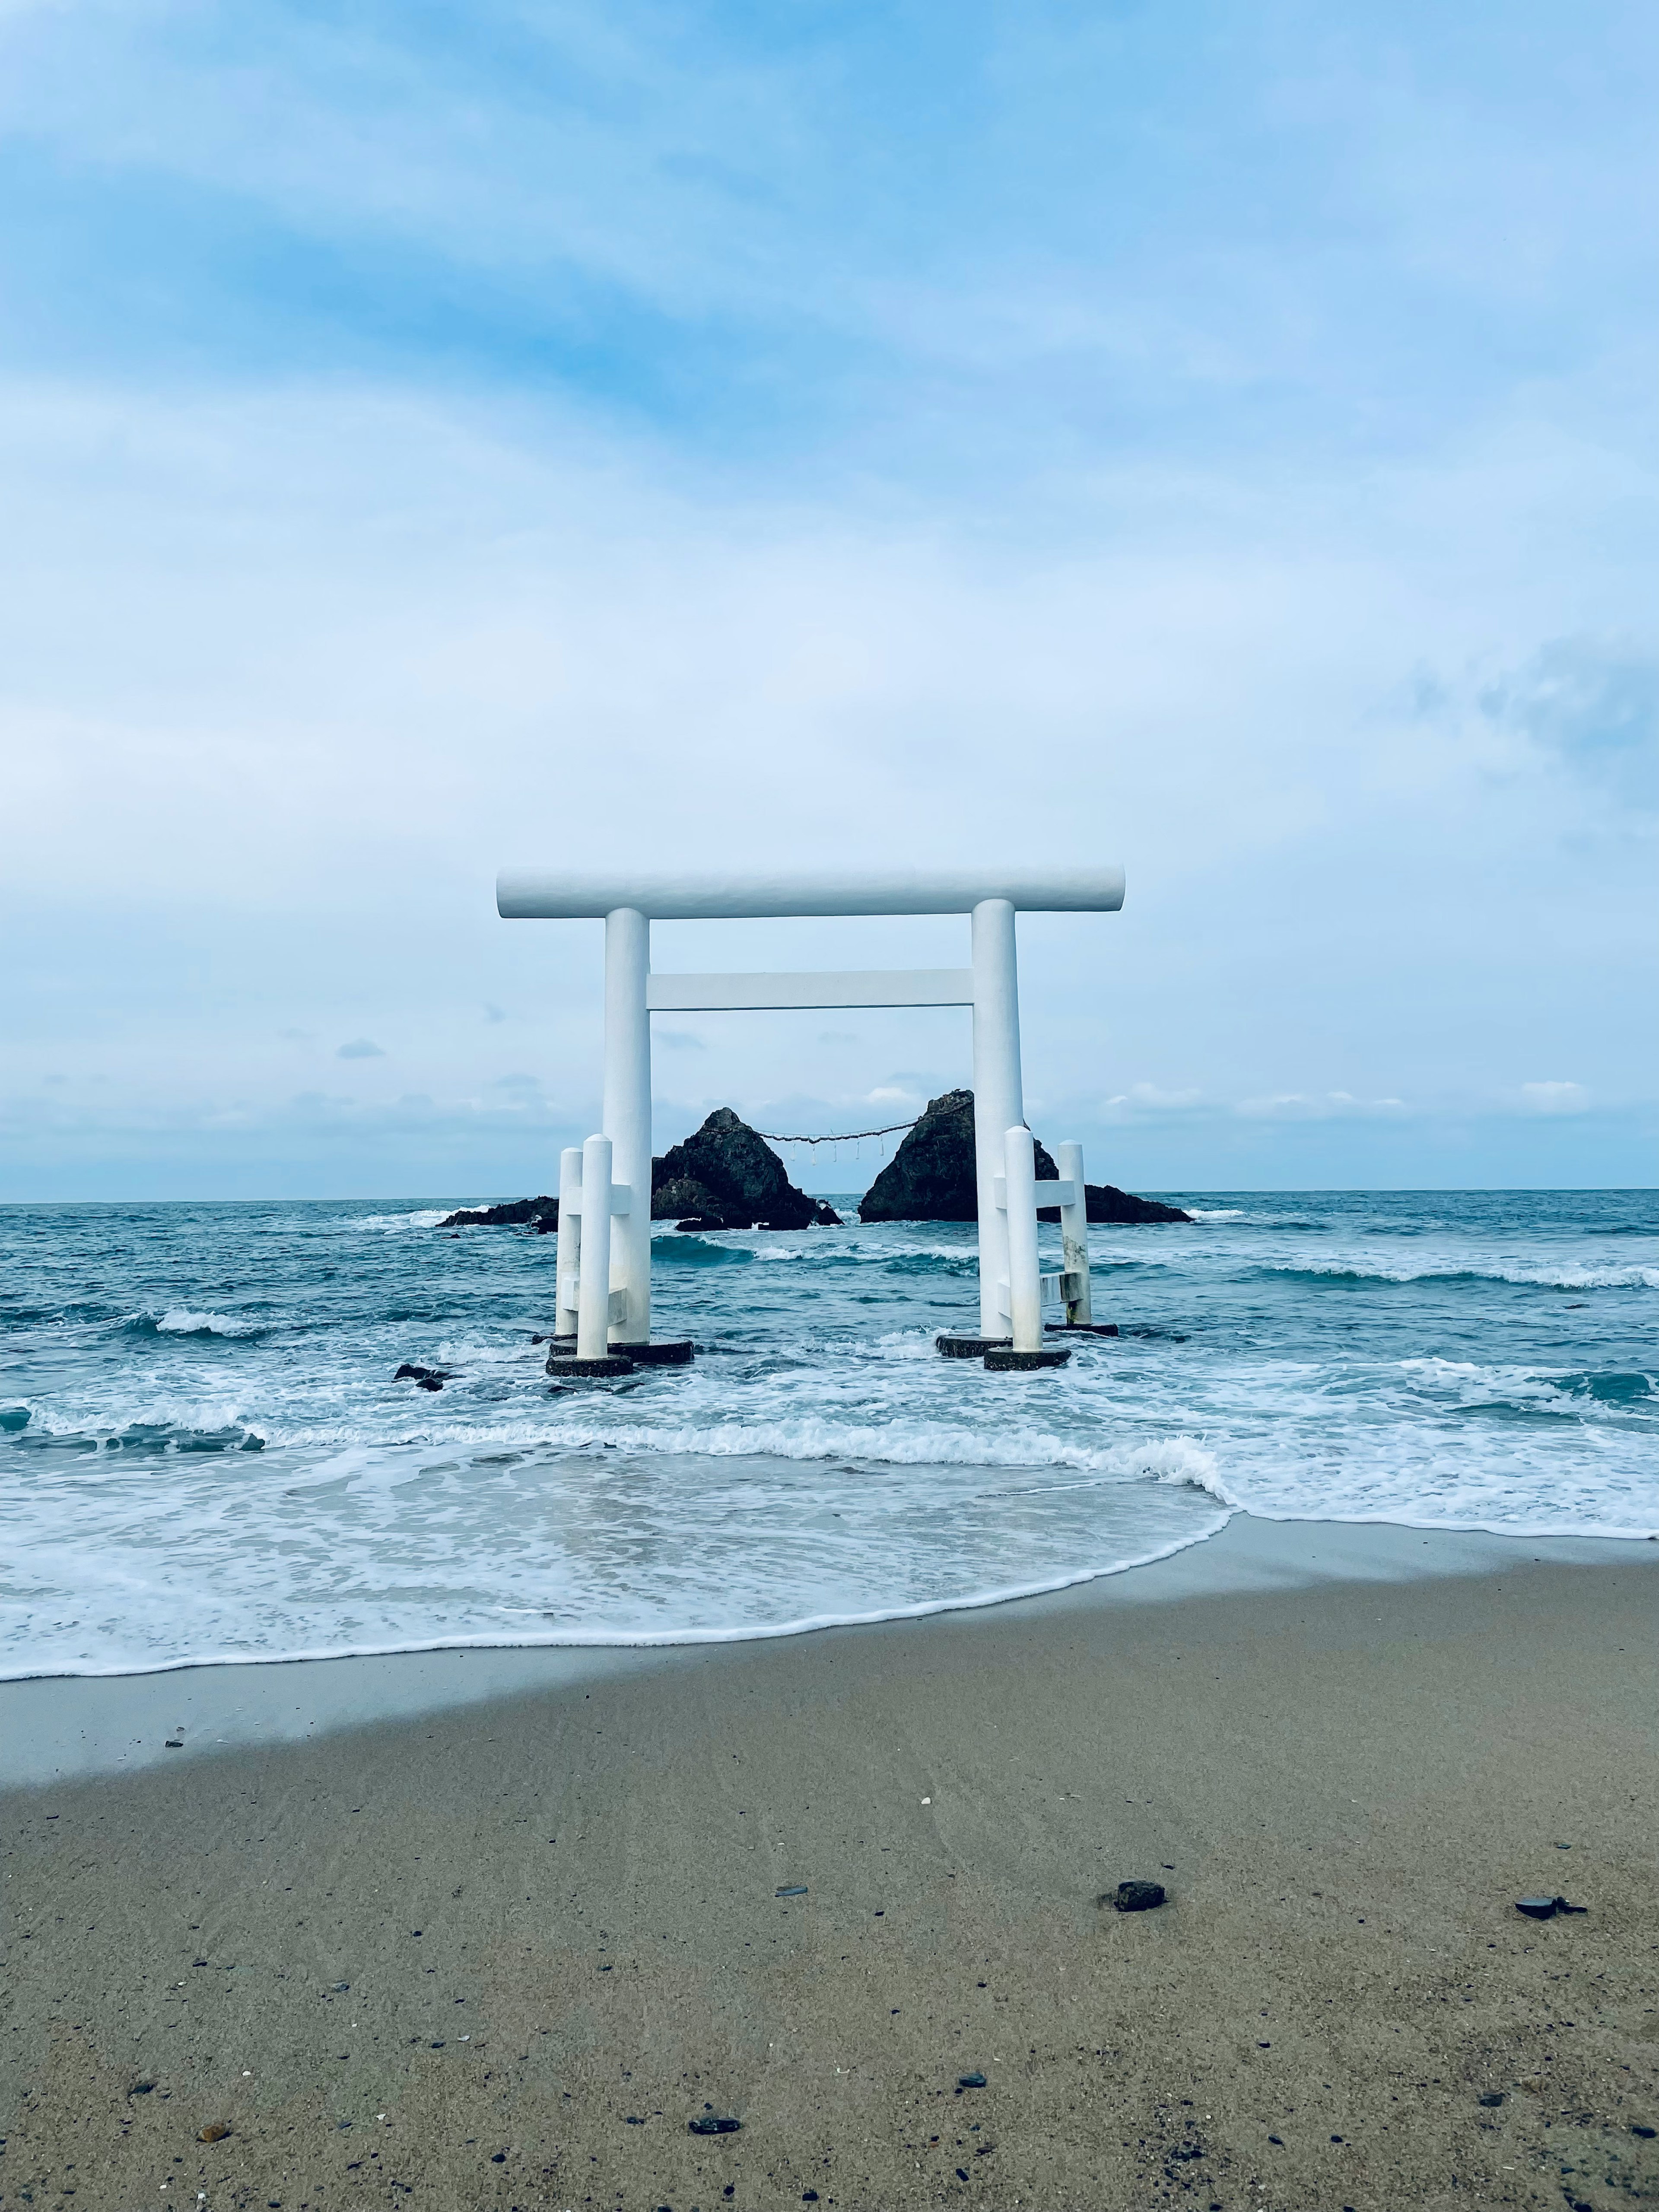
688, 2114, 741, 2134
1478, 2093, 1505, 2106
958, 2072, 987, 2088
775, 1885, 807, 1897
1109, 1880, 1167, 1912
198, 2123, 231, 2142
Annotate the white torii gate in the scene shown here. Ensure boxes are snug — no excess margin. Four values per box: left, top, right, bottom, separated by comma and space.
496, 866, 1125, 1373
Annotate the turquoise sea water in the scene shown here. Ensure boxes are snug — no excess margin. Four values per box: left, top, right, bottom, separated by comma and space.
1, 1191, 1655, 1676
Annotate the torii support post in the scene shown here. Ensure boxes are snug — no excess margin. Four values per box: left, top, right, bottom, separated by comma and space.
554, 1145, 582, 1338
546, 1133, 635, 1376
970, 898, 1022, 1341
604, 906, 653, 1350
1056, 1138, 1093, 1327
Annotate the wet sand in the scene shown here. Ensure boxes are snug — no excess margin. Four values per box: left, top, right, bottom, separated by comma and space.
4, 1522, 1658, 2211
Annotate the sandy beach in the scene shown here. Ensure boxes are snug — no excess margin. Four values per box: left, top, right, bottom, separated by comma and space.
4, 1520, 1658, 2212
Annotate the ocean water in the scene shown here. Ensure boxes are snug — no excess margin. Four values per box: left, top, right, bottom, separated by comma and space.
1, 1191, 1654, 1678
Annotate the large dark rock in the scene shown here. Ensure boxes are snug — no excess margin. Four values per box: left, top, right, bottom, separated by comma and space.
1083, 1181, 1191, 1225
857, 1090, 1050, 1221
857, 1089, 1191, 1224
437, 1196, 558, 1231
650, 1109, 827, 1231
857, 1089, 1053, 1221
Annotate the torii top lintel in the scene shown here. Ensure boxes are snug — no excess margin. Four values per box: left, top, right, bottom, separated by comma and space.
496, 866, 1125, 922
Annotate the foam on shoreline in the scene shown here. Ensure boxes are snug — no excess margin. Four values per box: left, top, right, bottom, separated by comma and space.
3, 1513, 1651, 1791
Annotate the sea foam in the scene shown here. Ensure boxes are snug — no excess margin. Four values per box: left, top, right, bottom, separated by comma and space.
3, 1189, 1656, 1676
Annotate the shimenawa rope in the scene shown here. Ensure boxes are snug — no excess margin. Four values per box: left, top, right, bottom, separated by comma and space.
755, 1119, 918, 1146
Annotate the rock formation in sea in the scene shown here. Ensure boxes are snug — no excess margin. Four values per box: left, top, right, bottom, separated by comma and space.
437, 1196, 559, 1231
856, 1089, 1192, 1224
434, 1115, 840, 1236
854, 1090, 1053, 1222
651, 1109, 840, 1230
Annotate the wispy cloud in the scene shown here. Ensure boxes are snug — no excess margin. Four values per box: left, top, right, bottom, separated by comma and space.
1520, 1080, 1592, 1115
1103, 1084, 1205, 1119
1236, 1093, 1409, 1122
336, 1038, 386, 1060
1481, 641, 1659, 813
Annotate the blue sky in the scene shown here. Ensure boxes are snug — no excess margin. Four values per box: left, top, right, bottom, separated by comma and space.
2, 0, 1656, 1197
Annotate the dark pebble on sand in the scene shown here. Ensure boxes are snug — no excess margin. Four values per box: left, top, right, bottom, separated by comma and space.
132, 2082, 155, 2095
198, 2123, 231, 2143
491, 2151, 505, 2161
1111, 1880, 1167, 1912
1268, 2136, 1282, 2145
776, 1885, 807, 1897
165, 1739, 184, 1748
804, 2193, 820, 2202
1516, 1897, 1558, 1918
958, 2072, 987, 2088
1478, 2093, 1505, 2107
1633, 2125, 1656, 2137
688, 2114, 742, 2135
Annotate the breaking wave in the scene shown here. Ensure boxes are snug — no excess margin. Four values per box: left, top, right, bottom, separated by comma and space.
1258, 1261, 1659, 1291
125, 1308, 272, 1338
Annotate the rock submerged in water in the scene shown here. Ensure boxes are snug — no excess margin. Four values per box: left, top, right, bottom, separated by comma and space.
858, 1090, 1192, 1224
437, 1196, 559, 1232
394, 1363, 451, 1391
651, 1109, 835, 1231
1078, 1181, 1189, 1225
